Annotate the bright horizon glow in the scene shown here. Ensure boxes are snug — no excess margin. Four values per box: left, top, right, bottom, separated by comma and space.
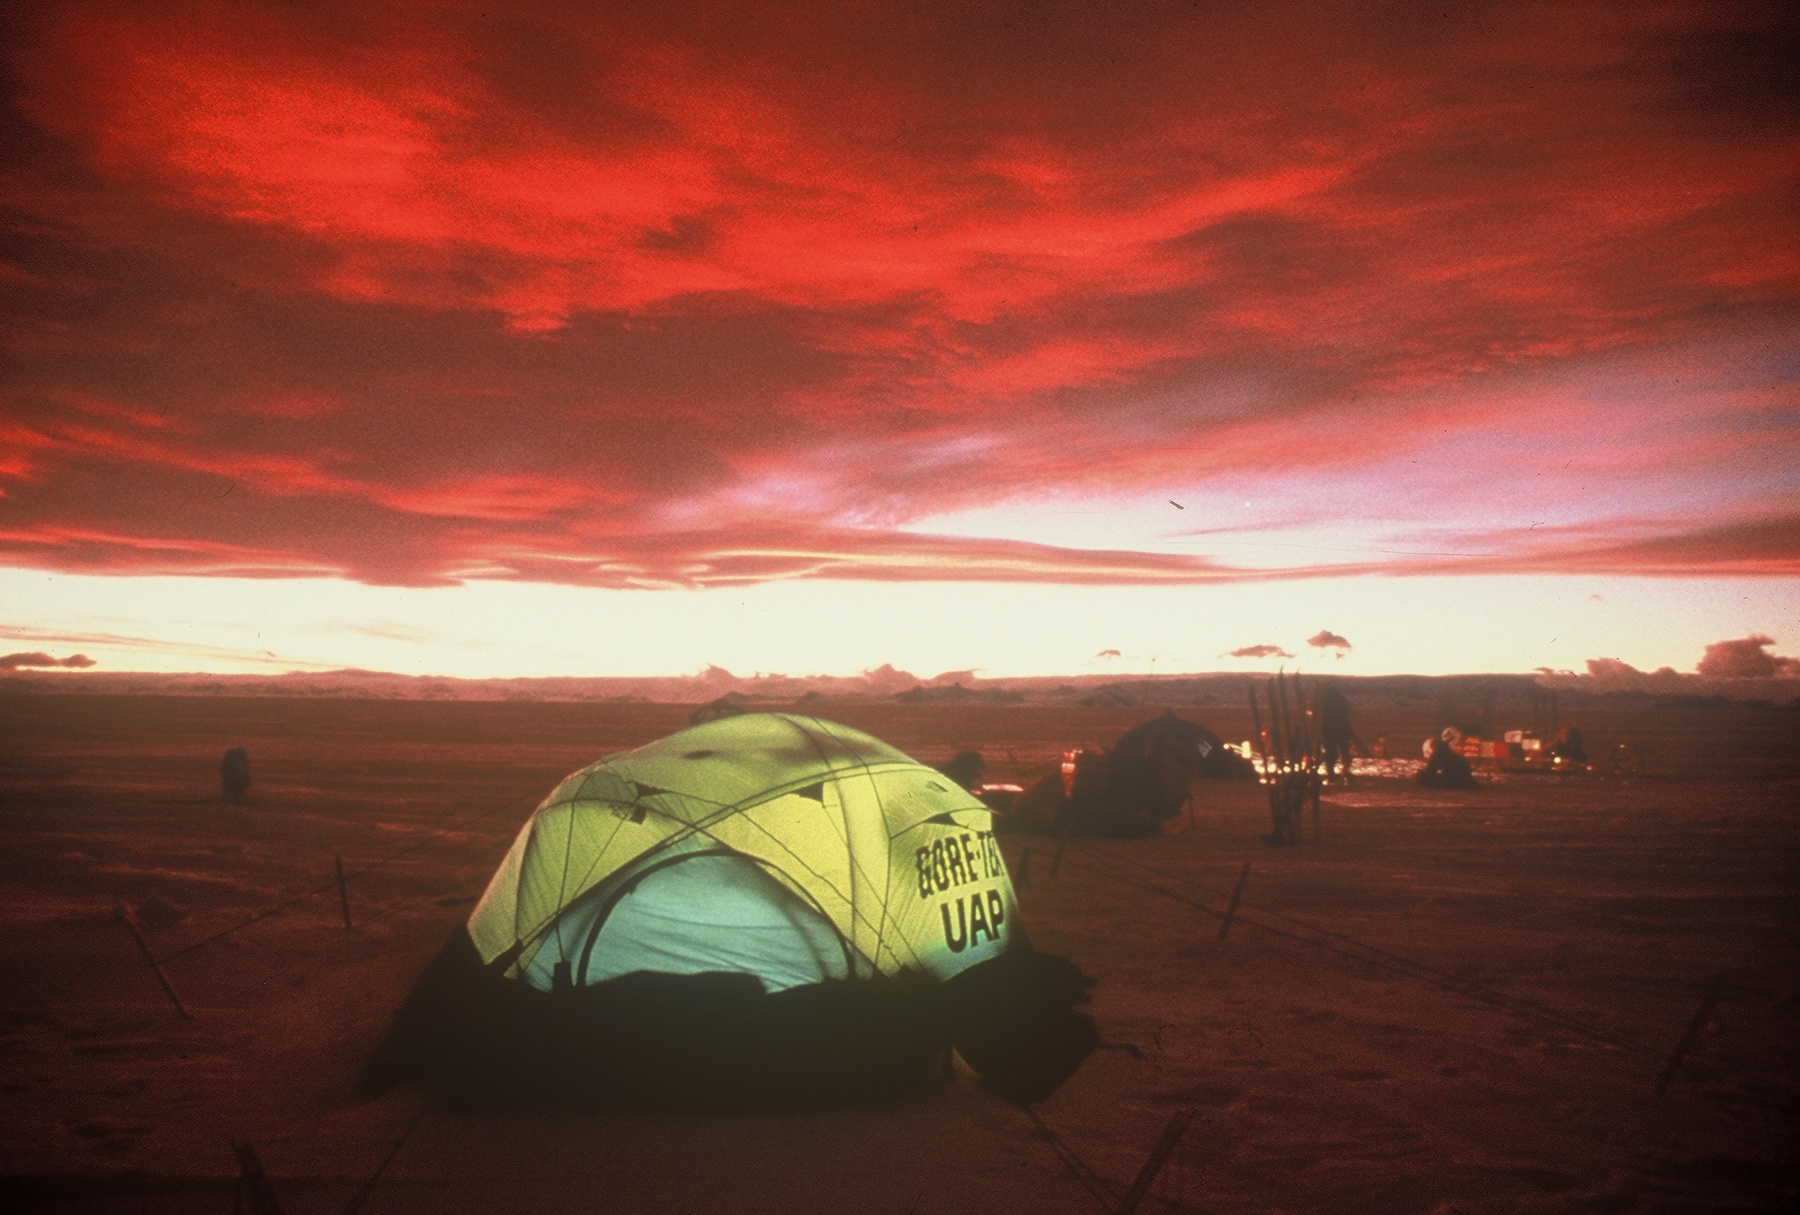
5, 568, 1796, 682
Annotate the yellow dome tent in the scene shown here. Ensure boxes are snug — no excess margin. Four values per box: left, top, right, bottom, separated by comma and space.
361, 714, 1094, 1110
469, 713, 1018, 993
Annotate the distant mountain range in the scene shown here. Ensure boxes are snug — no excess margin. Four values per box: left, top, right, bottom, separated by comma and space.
4, 664, 1796, 710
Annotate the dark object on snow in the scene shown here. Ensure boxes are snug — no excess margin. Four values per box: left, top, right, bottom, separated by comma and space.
1550, 724, 1588, 764
231, 1141, 284, 1215
357, 929, 1095, 1112
1418, 737, 1477, 789
220, 747, 251, 802
937, 946, 1097, 1103
1200, 746, 1258, 781
996, 773, 1065, 835
936, 751, 985, 791
1066, 747, 1144, 836
1316, 681, 1363, 782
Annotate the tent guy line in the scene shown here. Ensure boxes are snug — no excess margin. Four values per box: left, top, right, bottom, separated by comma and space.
1058, 843, 1641, 1052
1053, 842, 1668, 1064
154, 793, 532, 966
338, 1096, 433, 1215
336, 851, 510, 939
1015, 1101, 1123, 1213
149, 773, 1674, 1074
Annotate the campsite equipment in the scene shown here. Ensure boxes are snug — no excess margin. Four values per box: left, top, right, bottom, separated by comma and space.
220, 747, 250, 802
1250, 676, 1321, 844
362, 714, 1095, 1110
1444, 723, 1638, 776
1446, 686, 1638, 776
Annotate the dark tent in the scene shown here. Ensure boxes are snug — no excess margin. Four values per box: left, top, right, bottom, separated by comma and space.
1064, 712, 1253, 836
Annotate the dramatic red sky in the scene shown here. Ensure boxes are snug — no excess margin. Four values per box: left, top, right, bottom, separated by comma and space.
2, 0, 1797, 676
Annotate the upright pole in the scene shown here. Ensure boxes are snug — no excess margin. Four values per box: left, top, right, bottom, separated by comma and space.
1268, 677, 1288, 768
1247, 684, 1265, 773
1290, 672, 1307, 762
335, 854, 353, 932
1218, 862, 1251, 939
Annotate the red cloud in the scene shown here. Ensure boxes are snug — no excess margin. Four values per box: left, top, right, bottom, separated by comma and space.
1696, 635, 1800, 679
1308, 631, 1352, 651
0, 1, 1796, 590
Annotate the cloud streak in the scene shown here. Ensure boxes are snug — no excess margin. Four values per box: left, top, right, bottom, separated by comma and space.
2, 0, 1796, 590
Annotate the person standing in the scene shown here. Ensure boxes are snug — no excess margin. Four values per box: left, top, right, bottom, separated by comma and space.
1317, 681, 1362, 785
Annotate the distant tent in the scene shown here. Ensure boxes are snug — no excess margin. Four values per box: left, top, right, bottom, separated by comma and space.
1062, 712, 1254, 837
360, 714, 1095, 1110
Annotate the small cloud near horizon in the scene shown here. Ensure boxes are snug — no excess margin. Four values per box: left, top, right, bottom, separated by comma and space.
1308, 631, 1352, 652
1584, 657, 1644, 678
0, 651, 95, 669
1226, 644, 1294, 659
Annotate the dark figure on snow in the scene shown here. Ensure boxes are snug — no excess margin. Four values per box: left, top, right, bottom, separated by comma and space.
937, 751, 985, 792
1316, 682, 1363, 784
1417, 734, 1476, 789
220, 747, 251, 802
1550, 724, 1587, 764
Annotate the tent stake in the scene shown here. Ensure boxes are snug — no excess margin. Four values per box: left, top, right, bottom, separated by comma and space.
335, 854, 353, 931
1217, 862, 1251, 940
117, 906, 190, 1019
1115, 1108, 1195, 1215
231, 1141, 285, 1215
1656, 972, 1727, 1093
